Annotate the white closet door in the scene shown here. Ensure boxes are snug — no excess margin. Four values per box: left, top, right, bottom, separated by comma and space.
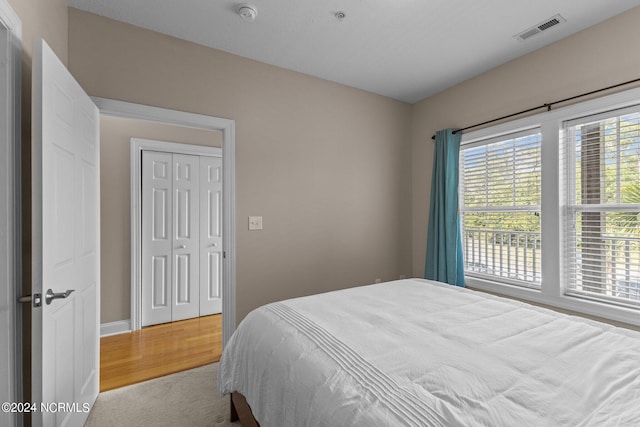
199, 156, 223, 315
141, 151, 173, 326
171, 154, 200, 321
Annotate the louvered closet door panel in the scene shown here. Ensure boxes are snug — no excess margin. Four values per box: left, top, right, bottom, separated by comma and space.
171, 154, 200, 321
142, 151, 173, 326
199, 156, 223, 315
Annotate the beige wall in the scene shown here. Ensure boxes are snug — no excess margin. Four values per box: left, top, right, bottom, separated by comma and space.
8, 0, 68, 296
31, 4, 640, 328
411, 6, 640, 278
8, 0, 67, 64
68, 9, 413, 324
8, 0, 68, 415
100, 115, 222, 323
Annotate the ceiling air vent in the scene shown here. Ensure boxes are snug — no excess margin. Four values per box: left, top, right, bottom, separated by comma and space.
514, 14, 566, 41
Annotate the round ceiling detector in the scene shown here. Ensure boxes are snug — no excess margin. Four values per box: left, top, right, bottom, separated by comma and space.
238, 4, 258, 22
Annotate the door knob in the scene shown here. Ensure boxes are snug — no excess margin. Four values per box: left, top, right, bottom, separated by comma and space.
45, 289, 75, 305
177, 244, 186, 249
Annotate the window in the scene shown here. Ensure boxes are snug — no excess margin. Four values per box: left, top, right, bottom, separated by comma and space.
460, 130, 542, 288
459, 87, 640, 325
563, 106, 640, 307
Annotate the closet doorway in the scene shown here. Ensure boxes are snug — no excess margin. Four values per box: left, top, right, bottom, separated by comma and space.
138, 140, 223, 327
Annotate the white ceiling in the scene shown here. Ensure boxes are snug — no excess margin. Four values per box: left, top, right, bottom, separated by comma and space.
67, 0, 640, 103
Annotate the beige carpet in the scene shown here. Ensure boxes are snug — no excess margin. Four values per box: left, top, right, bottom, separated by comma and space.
85, 363, 239, 427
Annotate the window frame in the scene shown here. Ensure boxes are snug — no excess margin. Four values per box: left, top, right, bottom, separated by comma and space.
459, 128, 543, 289
563, 108, 640, 309
459, 86, 640, 327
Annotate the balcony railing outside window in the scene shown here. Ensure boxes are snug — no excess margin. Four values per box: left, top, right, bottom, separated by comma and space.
571, 234, 640, 304
463, 228, 541, 288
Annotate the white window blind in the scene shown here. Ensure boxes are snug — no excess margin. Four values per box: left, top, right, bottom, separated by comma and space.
564, 106, 640, 307
460, 129, 542, 288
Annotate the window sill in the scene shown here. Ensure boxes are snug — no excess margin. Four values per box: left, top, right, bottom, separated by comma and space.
465, 276, 640, 330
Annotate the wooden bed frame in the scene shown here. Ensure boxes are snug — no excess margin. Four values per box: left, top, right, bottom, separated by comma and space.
230, 392, 260, 426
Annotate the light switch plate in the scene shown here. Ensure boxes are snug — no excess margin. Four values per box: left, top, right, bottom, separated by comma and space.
248, 216, 263, 231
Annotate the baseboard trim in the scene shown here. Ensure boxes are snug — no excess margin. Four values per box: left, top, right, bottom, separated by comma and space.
100, 320, 131, 337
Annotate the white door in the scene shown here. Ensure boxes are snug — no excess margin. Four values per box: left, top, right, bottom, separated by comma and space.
32, 39, 99, 427
171, 154, 200, 321
141, 151, 173, 326
199, 156, 223, 315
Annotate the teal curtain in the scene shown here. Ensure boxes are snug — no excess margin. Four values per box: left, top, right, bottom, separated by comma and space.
425, 129, 465, 287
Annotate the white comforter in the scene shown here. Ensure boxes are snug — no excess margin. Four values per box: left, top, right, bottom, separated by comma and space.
218, 279, 640, 426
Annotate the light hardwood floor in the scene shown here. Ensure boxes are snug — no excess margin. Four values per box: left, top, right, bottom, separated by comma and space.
100, 314, 222, 391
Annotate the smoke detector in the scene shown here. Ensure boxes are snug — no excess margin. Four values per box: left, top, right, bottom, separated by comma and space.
237, 4, 257, 22
514, 14, 566, 41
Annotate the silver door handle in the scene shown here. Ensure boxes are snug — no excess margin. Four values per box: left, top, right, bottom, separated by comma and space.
45, 289, 75, 305
209, 243, 217, 247
177, 244, 186, 249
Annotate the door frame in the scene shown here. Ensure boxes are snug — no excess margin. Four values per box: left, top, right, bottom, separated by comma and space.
132, 138, 222, 327
0, 1, 20, 426
92, 97, 237, 347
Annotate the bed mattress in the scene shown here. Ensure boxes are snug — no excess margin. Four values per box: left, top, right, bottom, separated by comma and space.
218, 279, 640, 426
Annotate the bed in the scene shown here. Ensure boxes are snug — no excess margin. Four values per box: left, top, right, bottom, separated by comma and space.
217, 278, 640, 426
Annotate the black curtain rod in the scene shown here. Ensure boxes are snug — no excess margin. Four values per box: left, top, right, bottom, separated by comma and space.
430, 76, 640, 140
